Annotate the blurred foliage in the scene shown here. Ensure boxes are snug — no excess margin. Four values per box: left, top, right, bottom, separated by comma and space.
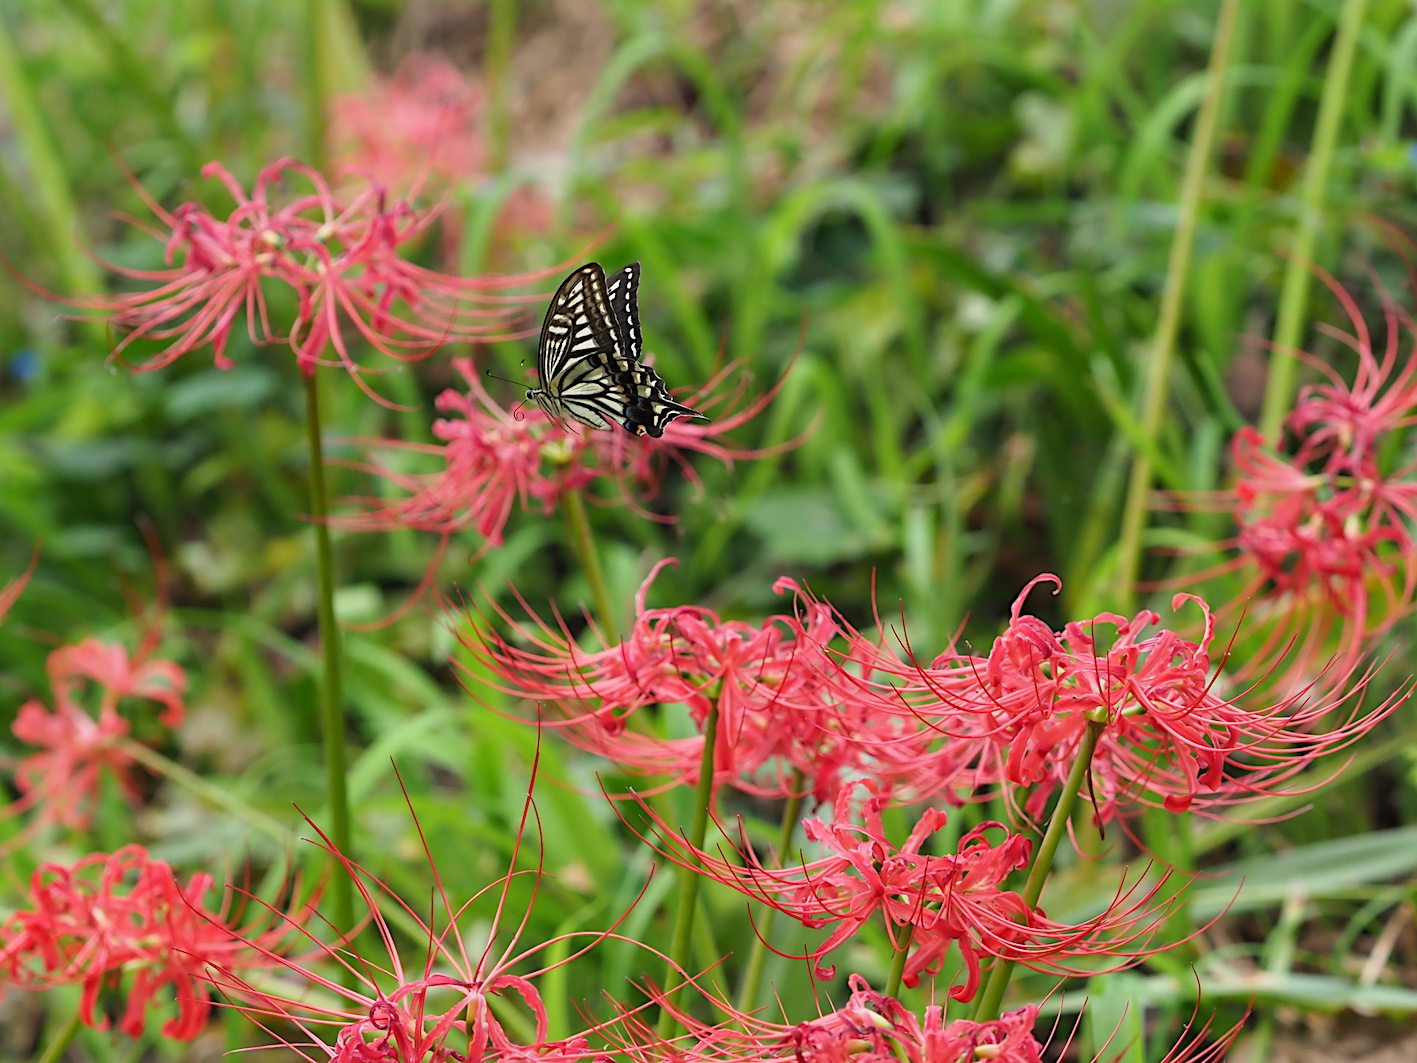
5, 0, 1417, 1058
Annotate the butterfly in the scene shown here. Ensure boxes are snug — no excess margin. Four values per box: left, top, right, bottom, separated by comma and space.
526, 262, 707, 438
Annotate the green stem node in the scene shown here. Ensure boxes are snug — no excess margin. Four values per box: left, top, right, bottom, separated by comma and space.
884, 922, 915, 1000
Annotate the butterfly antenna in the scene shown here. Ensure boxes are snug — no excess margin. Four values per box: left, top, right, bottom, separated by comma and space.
485, 367, 527, 389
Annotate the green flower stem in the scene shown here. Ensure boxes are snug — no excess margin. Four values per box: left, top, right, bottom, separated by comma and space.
972, 718, 1104, 1022
656, 701, 721, 1037
117, 738, 289, 842
1258, 0, 1368, 439
735, 770, 805, 1012
1115, 0, 1241, 606
562, 490, 621, 645
884, 922, 915, 1001
34, 1006, 82, 1063
302, 370, 354, 939
485, 0, 517, 174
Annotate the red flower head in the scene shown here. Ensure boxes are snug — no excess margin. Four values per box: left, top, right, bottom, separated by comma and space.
7, 637, 187, 832
840, 575, 1404, 824
61, 159, 549, 402
345, 355, 795, 546
717, 975, 1238, 1063
1170, 269, 1417, 683
218, 765, 666, 1063
0, 846, 310, 1040
638, 781, 1179, 1003
329, 56, 486, 196
473, 561, 897, 804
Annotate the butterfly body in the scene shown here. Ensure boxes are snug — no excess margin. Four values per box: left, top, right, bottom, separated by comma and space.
527, 262, 706, 438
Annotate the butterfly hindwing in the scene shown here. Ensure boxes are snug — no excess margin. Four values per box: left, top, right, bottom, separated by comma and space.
528, 261, 708, 437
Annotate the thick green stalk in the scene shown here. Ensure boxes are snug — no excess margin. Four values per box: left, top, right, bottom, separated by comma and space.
1257, 0, 1369, 439
302, 370, 354, 937
656, 701, 721, 1037
562, 490, 621, 645
735, 771, 805, 1012
118, 737, 289, 841
34, 1006, 82, 1063
972, 719, 1104, 1022
1115, 0, 1241, 606
884, 923, 915, 1000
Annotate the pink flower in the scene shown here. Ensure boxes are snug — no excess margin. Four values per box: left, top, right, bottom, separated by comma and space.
6, 639, 187, 831
329, 56, 486, 196
61, 159, 547, 402
346, 356, 794, 541
837, 575, 1403, 823
0, 845, 310, 1040
472, 561, 897, 803
638, 781, 1178, 1003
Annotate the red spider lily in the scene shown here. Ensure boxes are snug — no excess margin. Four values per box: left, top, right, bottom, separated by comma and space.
329, 56, 487, 197
469, 560, 905, 804
1166, 269, 1417, 683
830, 575, 1404, 824
783, 977, 1044, 1063
5, 638, 187, 832
700, 974, 1240, 1063
343, 355, 794, 541
635, 780, 1183, 1002
214, 763, 667, 1063
0, 845, 311, 1040
53, 158, 549, 402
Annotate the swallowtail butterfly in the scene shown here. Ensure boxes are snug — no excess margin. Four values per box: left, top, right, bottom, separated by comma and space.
526, 262, 706, 438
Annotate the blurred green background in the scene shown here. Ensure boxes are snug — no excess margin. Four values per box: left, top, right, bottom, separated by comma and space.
5, 0, 1417, 1059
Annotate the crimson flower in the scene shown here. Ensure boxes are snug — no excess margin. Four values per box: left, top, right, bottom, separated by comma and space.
639, 781, 1179, 1002
472, 560, 901, 804
217, 766, 663, 1063
61, 158, 547, 401
833, 574, 1403, 823
344, 355, 793, 544
721, 974, 1238, 1063
6, 637, 187, 832
1170, 270, 1417, 684
0, 845, 310, 1040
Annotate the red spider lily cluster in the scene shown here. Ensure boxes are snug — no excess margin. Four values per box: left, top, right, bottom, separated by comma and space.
472, 560, 900, 804
639, 780, 1182, 1000
475, 566, 1400, 826
0, 845, 310, 1040
342, 358, 791, 556
1176, 270, 1417, 686
60, 158, 547, 400
831, 575, 1404, 823
5, 636, 186, 833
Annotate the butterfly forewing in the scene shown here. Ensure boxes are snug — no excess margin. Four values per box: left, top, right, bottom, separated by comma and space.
528, 261, 708, 438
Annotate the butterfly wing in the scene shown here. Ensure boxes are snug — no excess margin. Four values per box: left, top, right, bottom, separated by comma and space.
531, 261, 710, 437
605, 262, 642, 361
